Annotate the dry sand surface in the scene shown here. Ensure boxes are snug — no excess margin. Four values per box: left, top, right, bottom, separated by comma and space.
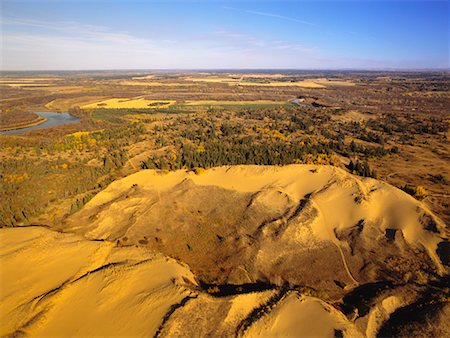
244, 294, 362, 338
0, 226, 196, 337
2, 165, 449, 337
1, 226, 363, 337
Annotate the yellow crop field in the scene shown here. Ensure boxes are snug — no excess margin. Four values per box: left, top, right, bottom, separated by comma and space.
187, 77, 239, 83
119, 76, 354, 89
6, 83, 52, 87
0, 78, 60, 83
184, 76, 356, 88
185, 77, 326, 88
238, 81, 326, 88
81, 98, 176, 109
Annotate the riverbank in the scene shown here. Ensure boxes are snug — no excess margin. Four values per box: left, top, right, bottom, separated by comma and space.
0, 116, 48, 132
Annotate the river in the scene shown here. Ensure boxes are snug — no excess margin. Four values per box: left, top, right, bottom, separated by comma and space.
0, 112, 80, 135
290, 98, 320, 108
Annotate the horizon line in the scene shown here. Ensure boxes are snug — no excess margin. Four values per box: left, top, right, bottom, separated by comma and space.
1, 67, 449, 73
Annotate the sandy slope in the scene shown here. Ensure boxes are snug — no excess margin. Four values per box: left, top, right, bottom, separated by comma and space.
0, 226, 196, 337
2, 165, 449, 337
1, 226, 362, 338
244, 293, 363, 338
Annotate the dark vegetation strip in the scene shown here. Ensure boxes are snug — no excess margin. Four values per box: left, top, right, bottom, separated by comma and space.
339, 281, 394, 317
377, 276, 450, 337
200, 281, 277, 297
153, 294, 198, 338
235, 285, 291, 336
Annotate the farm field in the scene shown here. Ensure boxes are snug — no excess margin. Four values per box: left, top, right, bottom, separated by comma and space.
185, 76, 327, 88
82, 98, 176, 109
181, 75, 358, 88
238, 80, 326, 87
5, 83, 52, 87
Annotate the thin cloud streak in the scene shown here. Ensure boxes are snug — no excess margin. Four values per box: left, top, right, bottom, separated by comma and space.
222, 6, 319, 27
210, 30, 314, 53
1, 17, 155, 47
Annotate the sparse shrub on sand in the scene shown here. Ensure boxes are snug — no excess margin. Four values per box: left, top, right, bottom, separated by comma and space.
194, 167, 206, 175
401, 185, 429, 200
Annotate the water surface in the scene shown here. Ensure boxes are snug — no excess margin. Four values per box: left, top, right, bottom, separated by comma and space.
291, 99, 320, 108
0, 112, 80, 135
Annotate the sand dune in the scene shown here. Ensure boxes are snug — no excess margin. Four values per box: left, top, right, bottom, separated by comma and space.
1, 226, 363, 337
2, 165, 449, 337
66, 165, 447, 289
0, 226, 196, 337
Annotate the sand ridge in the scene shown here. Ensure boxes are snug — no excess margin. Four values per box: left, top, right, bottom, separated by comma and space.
76, 165, 446, 273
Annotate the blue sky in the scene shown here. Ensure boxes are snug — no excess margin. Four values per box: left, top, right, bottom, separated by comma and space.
1, 1, 448, 70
